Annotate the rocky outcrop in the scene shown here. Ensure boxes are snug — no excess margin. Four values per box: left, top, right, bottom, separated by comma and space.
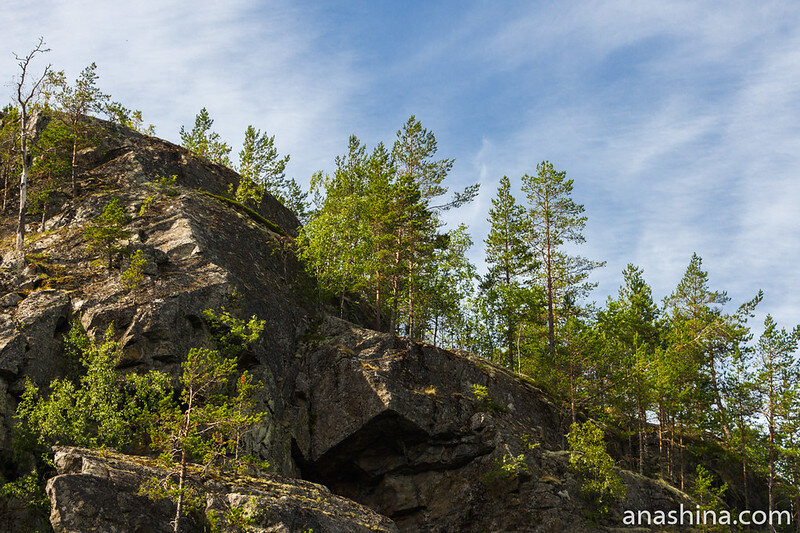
291, 317, 695, 532
0, 116, 757, 532
0, 289, 71, 451
0, 118, 311, 476
46, 446, 398, 533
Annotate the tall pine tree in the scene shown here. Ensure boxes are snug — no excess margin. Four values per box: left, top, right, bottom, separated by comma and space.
753, 315, 800, 527
483, 175, 534, 368
521, 161, 603, 358
597, 265, 661, 474
44, 62, 109, 195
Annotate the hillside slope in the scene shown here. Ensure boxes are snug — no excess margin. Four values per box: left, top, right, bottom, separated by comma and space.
0, 116, 764, 532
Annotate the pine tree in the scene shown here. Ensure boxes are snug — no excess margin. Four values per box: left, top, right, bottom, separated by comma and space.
780, 381, 800, 533
725, 345, 759, 509
146, 311, 265, 533
151, 347, 236, 533
234, 125, 290, 207
144, 348, 265, 532
692, 465, 728, 533
390, 116, 478, 337
392, 115, 453, 204
298, 136, 373, 315
597, 265, 661, 474
663, 254, 759, 442
179, 108, 231, 166
423, 224, 476, 347
29, 119, 71, 230
567, 420, 626, 517
299, 119, 476, 337
558, 314, 600, 424
484, 175, 534, 367
44, 62, 109, 195
661, 254, 730, 487
753, 315, 800, 528
521, 161, 603, 358
105, 102, 156, 135
85, 197, 130, 269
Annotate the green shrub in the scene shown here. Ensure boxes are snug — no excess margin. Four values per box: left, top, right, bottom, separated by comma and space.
484, 453, 528, 484
138, 195, 154, 216
471, 383, 488, 402
157, 174, 178, 196
121, 249, 147, 291
85, 197, 130, 270
567, 420, 626, 518
470, 383, 508, 413
521, 433, 540, 451
202, 308, 265, 360
143, 320, 267, 532
692, 465, 727, 532
15, 324, 170, 450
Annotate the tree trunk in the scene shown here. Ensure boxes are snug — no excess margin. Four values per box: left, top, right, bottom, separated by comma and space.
407, 276, 414, 338
768, 389, 775, 533
389, 279, 399, 335
1, 164, 6, 214
174, 390, 194, 533
375, 274, 382, 329
504, 264, 515, 369
545, 240, 555, 357
173, 451, 186, 533
389, 247, 401, 335
666, 416, 672, 480
16, 109, 28, 251
569, 360, 576, 425
739, 413, 749, 511
708, 352, 731, 440
657, 405, 665, 478
506, 310, 515, 369
71, 136, 78, 196
638, 398, 645, 475
627, 431, 633, 470
793, 469, 799, 533
679, 432, 684, 491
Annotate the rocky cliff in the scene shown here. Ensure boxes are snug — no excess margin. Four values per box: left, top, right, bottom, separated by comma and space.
0, 117, 742, 532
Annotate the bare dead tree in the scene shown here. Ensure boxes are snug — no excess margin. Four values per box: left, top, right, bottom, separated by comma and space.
13, 37, 51, 251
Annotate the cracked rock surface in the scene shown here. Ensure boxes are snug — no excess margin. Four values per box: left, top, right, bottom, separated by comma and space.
0, 116, 715, 532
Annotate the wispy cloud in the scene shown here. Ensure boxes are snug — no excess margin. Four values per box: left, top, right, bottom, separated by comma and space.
2, 1, 799, 330
0, 0, 363, 182
446, 1, 800, 327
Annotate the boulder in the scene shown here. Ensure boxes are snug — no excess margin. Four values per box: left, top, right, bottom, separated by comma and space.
47, 447, 398, 533
0, 289, 70, 389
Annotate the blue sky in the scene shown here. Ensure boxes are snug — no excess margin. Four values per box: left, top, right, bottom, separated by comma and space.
2, 1, 799, 331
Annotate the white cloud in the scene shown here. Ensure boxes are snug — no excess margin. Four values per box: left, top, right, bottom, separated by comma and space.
2, 1, 799, 331
0, 0, 363, 186
455, 2, 800, 327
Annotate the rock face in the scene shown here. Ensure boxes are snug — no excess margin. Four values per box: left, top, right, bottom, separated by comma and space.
47, 447, 398, 533
0, 120, 311, 476
0, 116, 755, 532
290, 317, 695, 532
